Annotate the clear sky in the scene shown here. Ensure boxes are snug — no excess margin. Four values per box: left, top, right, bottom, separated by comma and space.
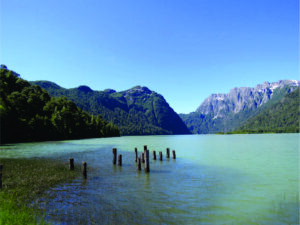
1, 0, 299, 113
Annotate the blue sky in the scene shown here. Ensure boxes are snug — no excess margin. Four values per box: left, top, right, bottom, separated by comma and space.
1, 0, 299, 113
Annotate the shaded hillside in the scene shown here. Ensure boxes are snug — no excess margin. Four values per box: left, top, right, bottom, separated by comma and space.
31, 81, 191, 135
233, 88, 300, 133
0, 66, 119, 144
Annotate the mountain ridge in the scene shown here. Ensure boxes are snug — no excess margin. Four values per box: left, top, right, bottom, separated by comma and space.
196, 80, 300, 118
0, 67, 120, 144
181, 80, 300, 134
232, 87, 300, 133
31, 81, 191, 136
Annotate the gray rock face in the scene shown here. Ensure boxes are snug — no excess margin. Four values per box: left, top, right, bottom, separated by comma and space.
196, 80, 300, 119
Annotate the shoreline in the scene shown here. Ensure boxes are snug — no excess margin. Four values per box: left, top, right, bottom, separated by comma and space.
0, 157, 81, 224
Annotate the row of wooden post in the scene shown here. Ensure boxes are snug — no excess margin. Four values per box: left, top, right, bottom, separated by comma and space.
112, 148, 122, 166
151, 148, 176, 160
134, 145, 150, 172
134, 145, 176, 173
0, 146, 176, 189
135, 147, 176, 161
69, 158, 87, 179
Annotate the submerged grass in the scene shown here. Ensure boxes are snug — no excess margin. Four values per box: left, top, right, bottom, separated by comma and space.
0, 157, 81, 225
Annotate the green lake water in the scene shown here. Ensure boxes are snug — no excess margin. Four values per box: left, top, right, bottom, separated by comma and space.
0, 134, 299, 224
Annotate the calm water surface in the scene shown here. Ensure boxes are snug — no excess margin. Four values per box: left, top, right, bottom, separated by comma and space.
0, 134, 299, 224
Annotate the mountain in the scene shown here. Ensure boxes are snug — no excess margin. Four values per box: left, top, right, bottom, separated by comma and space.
180, 80, 300, 134
232, 87, 299, 133
31, 81, 191, 135
0, 66, 119, 144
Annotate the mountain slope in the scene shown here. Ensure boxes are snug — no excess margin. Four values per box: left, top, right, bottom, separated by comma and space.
31, 81, 191, 135
0, 66, 119, 144
233, 87, 300, 133
180, 80, 300, 133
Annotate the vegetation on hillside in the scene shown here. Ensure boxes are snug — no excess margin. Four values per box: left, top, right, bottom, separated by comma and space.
0, 157, 81, 224
180, 86, 299, 134
0, 65, 119, 144
31, 81, 191, 135
232, 88, 300, 133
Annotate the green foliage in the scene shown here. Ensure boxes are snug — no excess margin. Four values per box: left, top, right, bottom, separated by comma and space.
31, 82, 191, 135
233, 88, 300, 133
0, 67, 120, 144
1, 64, 8, 70
0, 157, 81, 224
180, 86, 299, 134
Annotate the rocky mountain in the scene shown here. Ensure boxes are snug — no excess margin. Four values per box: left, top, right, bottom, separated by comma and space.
180, 80, 300, 133
233, 87, 299, 133
31, 81, 191, 135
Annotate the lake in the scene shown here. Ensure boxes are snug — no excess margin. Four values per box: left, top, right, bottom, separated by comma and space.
0, 134, 299, 224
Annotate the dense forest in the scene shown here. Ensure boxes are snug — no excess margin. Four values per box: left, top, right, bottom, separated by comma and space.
31, 81, 191, 135
231, 88, 300, 134
0, 65, 119, 144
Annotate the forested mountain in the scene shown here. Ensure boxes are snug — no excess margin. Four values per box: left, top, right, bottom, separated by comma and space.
180, 80, 300, 134
233, 87, 299, 133
0, 66, 119, 144
31, 81, 191, 135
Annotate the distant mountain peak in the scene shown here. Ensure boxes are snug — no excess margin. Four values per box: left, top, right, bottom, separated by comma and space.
77, 85, 93, 93
181, 79, 299, 134
31, 81, 190, 135
30, 80, 63, 90
255, 80, 299, 91
123, 86, 153, 96
104, 89, 116, 94
196, 80, 300, 118
132, 85, 152, 92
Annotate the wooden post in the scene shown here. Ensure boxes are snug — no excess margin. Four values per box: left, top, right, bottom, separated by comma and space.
141, 153, 145, 163
118, 154, 122, 166
159, 151, 163, 161
166, 148, 170, 159
144, 145, 147, 162
172, 150, 176, 159
152, 150, 156, 160
137, 157, 141, 171
134, 147, 138, 162
69, 158, 74, 170
144, 150, 150, 173
82, 162, 87, 179
112, 148, 117, 165
0, 164, 2, 189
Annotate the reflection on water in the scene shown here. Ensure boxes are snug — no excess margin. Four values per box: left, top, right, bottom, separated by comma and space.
0, 134, 299, 224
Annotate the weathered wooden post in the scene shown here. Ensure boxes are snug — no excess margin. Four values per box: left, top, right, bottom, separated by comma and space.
0, 164, 3, 189
143, 145, 147, 163
172, 150, 176, 159
144, 150, 150, 173
166, 148, 170, 159
137, 157, 142, 171
112, 148, 117, 165
82, 162, 87, 179
152, 150, 157, 160
69, 158, 74, 170
159, 151, 163, 161
118, 154, 122, 166
134, 147, 138, 162
141, 152, 145, 163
